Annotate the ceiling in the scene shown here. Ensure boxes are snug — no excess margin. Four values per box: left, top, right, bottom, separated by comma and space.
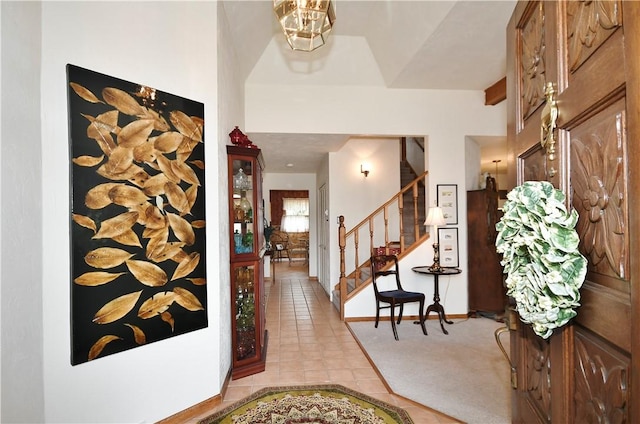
221, 1, 516, 174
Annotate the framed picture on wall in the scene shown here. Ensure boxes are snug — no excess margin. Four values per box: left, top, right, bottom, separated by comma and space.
438, 227, 459, 268
437, 184, 458, 225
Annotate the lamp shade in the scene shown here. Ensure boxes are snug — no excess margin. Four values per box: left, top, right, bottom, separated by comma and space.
273, 0, 336, 51
424, 206, 446, 227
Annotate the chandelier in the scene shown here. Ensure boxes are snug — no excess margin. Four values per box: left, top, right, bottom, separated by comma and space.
273, 0, 336, 52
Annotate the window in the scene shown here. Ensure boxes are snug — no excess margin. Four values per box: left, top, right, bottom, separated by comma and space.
281, 198, 309, 232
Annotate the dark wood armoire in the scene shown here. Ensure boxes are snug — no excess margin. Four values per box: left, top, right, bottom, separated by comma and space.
466, 176, 506, 315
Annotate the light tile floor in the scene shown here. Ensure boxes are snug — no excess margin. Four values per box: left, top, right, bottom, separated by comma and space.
195, 261, 460, 423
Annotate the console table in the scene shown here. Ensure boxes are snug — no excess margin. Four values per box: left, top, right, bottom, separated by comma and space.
411, 266, 462, 334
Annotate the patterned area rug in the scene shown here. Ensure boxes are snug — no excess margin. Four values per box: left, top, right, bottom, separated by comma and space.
199, 384, 414, 424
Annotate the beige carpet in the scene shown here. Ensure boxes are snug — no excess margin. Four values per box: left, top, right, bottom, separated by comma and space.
348, 316, 511, 424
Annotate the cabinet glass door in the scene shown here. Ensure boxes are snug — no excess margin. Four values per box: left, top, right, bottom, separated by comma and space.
231, 159, 254, 255
233, 264, 257, 362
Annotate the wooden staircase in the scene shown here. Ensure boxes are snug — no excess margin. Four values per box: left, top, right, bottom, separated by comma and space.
332, 168, 428, 317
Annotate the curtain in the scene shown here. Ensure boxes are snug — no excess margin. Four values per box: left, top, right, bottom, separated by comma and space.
270, 190, 308, 227
281, 198, 309, 232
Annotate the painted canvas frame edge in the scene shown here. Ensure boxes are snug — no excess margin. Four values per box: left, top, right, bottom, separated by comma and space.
67, 64, 207, 365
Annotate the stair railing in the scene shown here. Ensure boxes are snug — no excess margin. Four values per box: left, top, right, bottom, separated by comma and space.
336, 171, 429, 319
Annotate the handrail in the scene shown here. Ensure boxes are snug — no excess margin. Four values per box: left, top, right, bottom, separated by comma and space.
337, 171, 429, 319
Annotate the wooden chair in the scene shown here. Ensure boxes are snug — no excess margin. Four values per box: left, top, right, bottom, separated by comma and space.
370, 254, 428, 341
270, 230, 290, 262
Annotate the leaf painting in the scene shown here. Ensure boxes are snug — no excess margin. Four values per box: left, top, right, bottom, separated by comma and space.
68, 65, 207, 364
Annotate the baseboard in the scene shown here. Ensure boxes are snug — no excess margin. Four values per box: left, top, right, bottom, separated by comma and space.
156, 368, 231, 423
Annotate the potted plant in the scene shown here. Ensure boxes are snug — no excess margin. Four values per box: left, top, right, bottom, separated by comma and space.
495, 181, 587, 339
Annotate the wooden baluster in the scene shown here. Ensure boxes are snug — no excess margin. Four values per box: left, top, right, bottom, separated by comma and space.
412, 181, 420, 247
383, 205, 390, 253
397, 195, 405, 252
354, 230, 360, 286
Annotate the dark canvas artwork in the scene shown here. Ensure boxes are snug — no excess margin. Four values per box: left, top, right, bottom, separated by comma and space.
67, 65, 207, 365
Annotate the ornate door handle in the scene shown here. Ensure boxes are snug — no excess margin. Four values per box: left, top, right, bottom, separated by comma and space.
540, 82, 558, 177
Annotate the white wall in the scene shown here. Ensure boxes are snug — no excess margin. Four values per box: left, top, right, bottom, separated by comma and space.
263, 172, 317, 277
465, 137, 482, 191
39, 3, 224, 422
1, 2, 45, 422
246, 84, 507, 315
217, 0, 246, 391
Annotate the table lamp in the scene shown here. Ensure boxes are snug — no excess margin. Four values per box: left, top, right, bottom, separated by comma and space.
424, 206, 446, 272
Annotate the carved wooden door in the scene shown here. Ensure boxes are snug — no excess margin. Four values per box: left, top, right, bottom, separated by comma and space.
506, 1, 639, 422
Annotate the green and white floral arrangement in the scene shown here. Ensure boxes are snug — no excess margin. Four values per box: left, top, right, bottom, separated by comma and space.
495, 181, 587, 339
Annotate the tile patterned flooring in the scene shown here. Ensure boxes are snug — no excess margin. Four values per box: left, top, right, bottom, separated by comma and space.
194, 262, 460, 423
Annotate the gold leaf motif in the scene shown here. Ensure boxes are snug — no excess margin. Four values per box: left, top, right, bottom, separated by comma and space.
171, 252, 200, 281
93, 211, 139, 240
125, 259, 168, 287
93, 291, 143, 324
117, 119, 154, 148
125, 324, 147, 345
74, 271, 125, 286
145, 230, 169, 260
72, 155, 105, 167
133, 203, 165, 229
88, 335, 121, 361
85, 247, 134, 269
185, 184, 198, 212
187, 278, 206, 286
104, 145, 134, 176
102, 87, 145, 116
140, 106, 170, 132
171, 250, 188, 264
97, 163, 145, 182
189, 160, 205, 170
72, 213, 97, 233
156, 155, 181, 183
142, 173, 169, 197
176, 137, 198, 162
138, 291, 176, 319
85, 182, 120, 209
171, 160, 200, 186
167, 213, 195, 246
164, 182, 190, 215
112, 228, 142, 248
154, 132, 185, 153
150, 242, 185, 263
170, 110, 202, 142
173, 287, 204, 311
191, 220, 206, 229
83, 111, 118, 156
108, 185, 149, 207
70, 82, 104, 104
133, 140, 157, 163
128, 169, 151, 188
160, 311, 175, 331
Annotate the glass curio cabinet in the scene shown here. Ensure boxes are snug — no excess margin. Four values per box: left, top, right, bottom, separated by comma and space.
227, 143, 267, 379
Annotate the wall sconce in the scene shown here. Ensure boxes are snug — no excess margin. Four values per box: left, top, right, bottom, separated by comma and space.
360, 163, 370, 177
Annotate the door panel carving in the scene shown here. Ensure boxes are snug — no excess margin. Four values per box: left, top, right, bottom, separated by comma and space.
570, 99, 628, 280
524, 325, 552, 421
507, 1, 639, 422
574, 329, 629, 423
521, 2, 547, 121
567, 0, 622, 72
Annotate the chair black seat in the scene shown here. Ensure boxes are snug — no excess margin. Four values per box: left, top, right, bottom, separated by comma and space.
370, 254, 428, 340
378, 290, 424, 301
